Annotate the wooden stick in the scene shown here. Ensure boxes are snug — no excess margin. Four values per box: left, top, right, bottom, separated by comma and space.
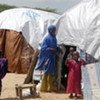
24, 48, 39, 84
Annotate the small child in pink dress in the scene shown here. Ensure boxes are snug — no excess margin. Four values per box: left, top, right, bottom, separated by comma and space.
65, 51, 85, 99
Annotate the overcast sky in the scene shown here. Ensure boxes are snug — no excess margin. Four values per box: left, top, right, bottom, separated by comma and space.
0, 0, 81, 13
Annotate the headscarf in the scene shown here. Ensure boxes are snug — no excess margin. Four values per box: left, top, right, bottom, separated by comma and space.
48, 25, 56, 34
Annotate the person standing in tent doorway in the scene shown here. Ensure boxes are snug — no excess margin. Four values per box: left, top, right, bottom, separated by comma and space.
35, 25, 57, 92
65, 51, 85, 99
65, 47, 75, 88
67, 47, 75, 60
0, 49, 8, 96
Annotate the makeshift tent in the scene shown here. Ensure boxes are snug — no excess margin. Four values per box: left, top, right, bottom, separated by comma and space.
56, 0, 100, 60
25, 0, 100, 84
0, 8, 59, 73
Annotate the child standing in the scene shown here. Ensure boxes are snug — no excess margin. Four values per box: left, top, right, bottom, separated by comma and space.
65, 51, 85, 99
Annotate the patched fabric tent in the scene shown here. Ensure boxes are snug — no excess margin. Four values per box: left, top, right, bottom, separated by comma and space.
56, 0, 100, 60
0, 8, 59, 73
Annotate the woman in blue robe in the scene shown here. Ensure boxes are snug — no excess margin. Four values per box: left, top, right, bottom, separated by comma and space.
36, 25, 57, 92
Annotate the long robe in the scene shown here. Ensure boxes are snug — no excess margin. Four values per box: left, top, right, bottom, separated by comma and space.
35, 33, 57, 92
36, 34, 57, 75
66, 59, 83, 94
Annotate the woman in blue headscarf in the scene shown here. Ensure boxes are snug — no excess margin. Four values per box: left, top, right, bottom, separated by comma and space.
36, 25, 57, 92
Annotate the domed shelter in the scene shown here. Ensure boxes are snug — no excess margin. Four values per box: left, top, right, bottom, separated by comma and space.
56, 0, 100, 60
0, 8, 59, 73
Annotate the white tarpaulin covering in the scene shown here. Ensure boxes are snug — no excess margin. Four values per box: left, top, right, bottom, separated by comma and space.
56, 0, 100, 60
0, 8, 59, 48
82, 62, 100, 100
0, 1, 100, 60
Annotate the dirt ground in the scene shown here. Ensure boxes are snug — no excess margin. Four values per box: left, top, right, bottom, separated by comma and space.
0, 73, 83, 100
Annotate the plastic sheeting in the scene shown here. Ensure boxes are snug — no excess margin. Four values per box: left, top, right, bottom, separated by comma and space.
0, 8, 59, 48
56, 0, 100, 60
0, 8, 59, 73
82, 62, 100, 100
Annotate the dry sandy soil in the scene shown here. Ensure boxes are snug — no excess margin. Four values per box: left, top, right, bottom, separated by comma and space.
0, 73, 83, 100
